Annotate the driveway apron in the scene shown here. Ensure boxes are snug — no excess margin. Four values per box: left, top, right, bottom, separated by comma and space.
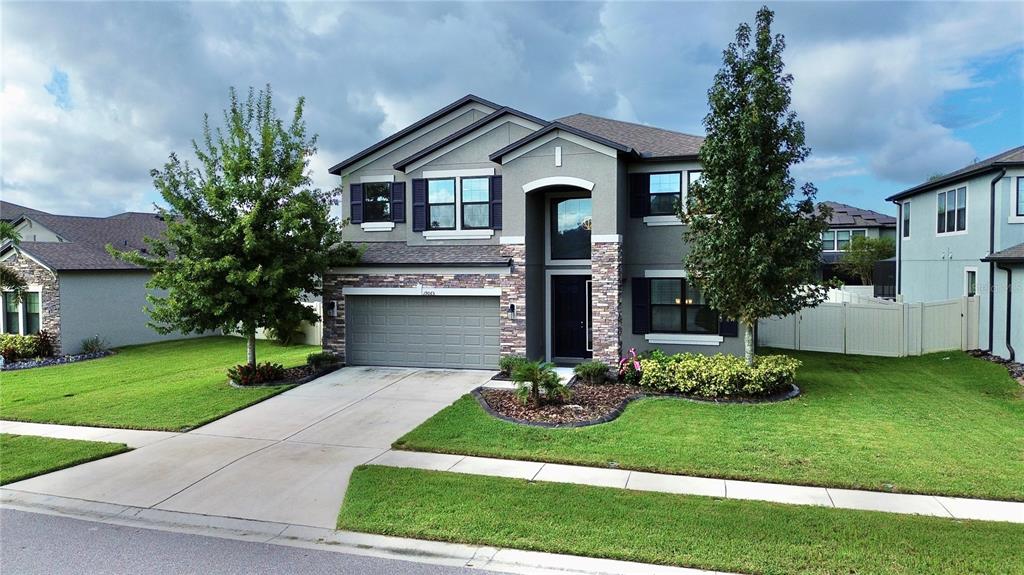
5, 366, 492, 528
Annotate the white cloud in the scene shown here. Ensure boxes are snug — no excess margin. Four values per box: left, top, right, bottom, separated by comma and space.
792, 155, 867, 182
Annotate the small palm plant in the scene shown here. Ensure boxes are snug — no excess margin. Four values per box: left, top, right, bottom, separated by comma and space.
512, 359, 570, 408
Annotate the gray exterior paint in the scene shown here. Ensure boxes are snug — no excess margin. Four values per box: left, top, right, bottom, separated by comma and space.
895, 165, 1024, 359
58, 271, 202, 354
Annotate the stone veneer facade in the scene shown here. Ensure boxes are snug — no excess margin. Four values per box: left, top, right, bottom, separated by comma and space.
589, 240, 623, 366
322, 244, 527, 362
3, 253, 61, 354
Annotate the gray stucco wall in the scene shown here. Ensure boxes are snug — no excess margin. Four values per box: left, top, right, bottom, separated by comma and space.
58, 271, 202, 353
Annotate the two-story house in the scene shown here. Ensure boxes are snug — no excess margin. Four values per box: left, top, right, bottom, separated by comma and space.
816, 201, 896, 286
886, 145, 1024, 361
321, 95, 743, 370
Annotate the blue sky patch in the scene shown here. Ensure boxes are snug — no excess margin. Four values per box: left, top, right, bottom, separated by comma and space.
44, 68, 73, 110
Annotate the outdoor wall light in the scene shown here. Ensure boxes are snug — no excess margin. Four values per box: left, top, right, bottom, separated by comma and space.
507, 303, 516, 321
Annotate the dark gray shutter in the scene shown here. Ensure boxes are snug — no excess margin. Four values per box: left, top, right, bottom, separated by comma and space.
631, 277, 651, 334
349, 183, 363, 224
629, 173, 649, 218
390, 182, 406, 223
411, 179, 427, 232
719, 319, 739, 337
489, 175, 502, 230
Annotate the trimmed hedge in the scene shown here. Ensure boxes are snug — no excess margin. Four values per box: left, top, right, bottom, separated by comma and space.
639, 351, 800, 398
0, 333, 50, 362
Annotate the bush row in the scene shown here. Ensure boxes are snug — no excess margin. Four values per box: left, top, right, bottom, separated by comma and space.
0, 331, 56, 362
639, 350, 800, 398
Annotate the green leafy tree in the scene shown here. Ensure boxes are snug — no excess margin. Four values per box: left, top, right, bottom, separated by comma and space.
836, 235, 896, 285
0, 221, 27, 301
682, 6, 832, 365
111, 86, 359, 367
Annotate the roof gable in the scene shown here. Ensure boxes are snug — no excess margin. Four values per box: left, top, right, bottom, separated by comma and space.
557, 113, 704, 159
489, 121, 633, 164
886, 144, 1024, 202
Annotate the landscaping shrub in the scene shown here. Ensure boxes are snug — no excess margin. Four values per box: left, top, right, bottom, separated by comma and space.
306, 351, 340, 370
618, 348, 642, 385
80, 336, 108, 354
227, 362, 285, 386
34, 330, 56, 358
498, 354, 528, 376
639, 352, 800, 398
573, 360, 610, 384
0, 334, 40, 362
512, 359, 570, 407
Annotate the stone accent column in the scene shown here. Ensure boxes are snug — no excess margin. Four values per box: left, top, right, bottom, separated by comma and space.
590, 240, 623, 366
5, 254, 61, 355
321, 273, 346, 359
499, 243, 527, 357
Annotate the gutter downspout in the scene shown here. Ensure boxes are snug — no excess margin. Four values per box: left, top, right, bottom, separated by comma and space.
996, 263, 1015, 362
987, 168, 1006, 352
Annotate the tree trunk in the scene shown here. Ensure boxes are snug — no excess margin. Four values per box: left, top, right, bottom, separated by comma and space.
744, 322, 755, 366
247, 330, 257, 367
532, 382, 541, 408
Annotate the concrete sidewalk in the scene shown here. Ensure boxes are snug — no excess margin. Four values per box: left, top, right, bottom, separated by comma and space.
370, 450, 1024, 524
3, 366, 492, 528
0, 420, 178, 448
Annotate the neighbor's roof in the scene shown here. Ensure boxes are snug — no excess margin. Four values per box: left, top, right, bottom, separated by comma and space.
981, 242, 1024, 263
556, 113, 705, 159
328, 94, 502, 176
345, 242, 508, 267
819, 201, 896, 228
1, 201, 50, 222
3, 211, 167, 271
886, 145, 1024, 202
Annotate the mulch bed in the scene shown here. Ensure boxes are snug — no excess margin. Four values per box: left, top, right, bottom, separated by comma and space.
967, 349, 1024, 383
1, 350, 114, 371
479, 383, 645, 426
230, 362, 343, 388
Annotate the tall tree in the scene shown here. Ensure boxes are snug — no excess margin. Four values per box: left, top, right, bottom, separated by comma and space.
0, 222, 27, 301
836, 235, 896, 285
111, 86, 359, 367
682, 6, 831, 365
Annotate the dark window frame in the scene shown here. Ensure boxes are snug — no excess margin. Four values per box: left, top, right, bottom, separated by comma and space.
549, 195, 593, 261
937, 187, 967, 234
460, 177, 491, 230
1017, 177, 1024, 217
902, 201, 911, 238
425, 177, 457, 231
648, 278, 719, 335
647, 171, 683, 216
361, 182, 392, 223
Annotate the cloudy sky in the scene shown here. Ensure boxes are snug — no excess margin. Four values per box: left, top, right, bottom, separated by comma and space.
2, 1, 1022, 217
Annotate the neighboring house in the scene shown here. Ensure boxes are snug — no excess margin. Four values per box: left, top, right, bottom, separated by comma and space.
886, 145, 1024, 361
816, 201, 896, 286
321, 94, 744, 370
0, 201, 195, 354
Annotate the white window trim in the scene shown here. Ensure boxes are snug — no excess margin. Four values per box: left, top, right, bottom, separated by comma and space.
2, 287, 42, 336
522, 176, 595, 193
644, 269, 686, 278
902, 201, 911, 240
342, 286, 501, 297
643, 215, 682, 227
645, 333, 724, 346
499, 235, 525, 245
360, 221, 395, 232
821, 228, 867, 252
1010, 177, 1024, 224
963, 266, 979, 297
936, 185, 969, 236
422, 170, 496, 238
359, 174, 395, 183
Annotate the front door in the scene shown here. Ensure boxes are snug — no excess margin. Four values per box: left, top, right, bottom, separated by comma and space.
551, 275, 592, 359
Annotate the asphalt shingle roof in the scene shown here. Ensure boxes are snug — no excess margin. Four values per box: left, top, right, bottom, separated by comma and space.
5, 211, 167, 271
818, 201, 896, 228
982, 242, 1024, 263
556, 113, 705, 159
1, 201, 50, 222
351, 242, 508, 266
886, 145, 1024, 202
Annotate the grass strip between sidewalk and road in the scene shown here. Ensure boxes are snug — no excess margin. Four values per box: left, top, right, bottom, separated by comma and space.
0, 434, 130, 485
338, 465, 1024, 575
394, 350, 1024, 501
1, 336, 318, 431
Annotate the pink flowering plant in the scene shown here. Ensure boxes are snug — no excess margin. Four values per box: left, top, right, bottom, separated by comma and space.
618, 348, 643, 385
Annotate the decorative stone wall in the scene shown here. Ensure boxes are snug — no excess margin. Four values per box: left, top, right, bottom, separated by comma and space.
322, 244, 527, 363
590, 240, 623, 366
3, 254, 61, 354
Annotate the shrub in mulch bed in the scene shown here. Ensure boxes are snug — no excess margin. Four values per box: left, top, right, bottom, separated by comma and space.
1, 350, 113, 371
967, 349, 1024, 382
228, 362, 342, 387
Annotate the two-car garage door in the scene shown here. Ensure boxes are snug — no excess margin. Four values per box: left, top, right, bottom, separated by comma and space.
345, 295, 500, 369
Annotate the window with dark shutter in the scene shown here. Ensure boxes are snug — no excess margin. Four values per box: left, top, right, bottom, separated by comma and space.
390, 182, 406, 223
632, 277, 651, 334
629, 173, 650, 218
349, 183, 363, 224
490, 175, 503, 230
411, 179, 427, 232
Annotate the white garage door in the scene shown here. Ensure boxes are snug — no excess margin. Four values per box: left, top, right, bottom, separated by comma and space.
346, 295, 500, 369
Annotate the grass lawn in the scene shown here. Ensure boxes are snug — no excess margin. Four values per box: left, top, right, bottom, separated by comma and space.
0, 434, 130, 485
339, 466, 1024, 575
395, 351, 1024, 501
0, 336, 317, 431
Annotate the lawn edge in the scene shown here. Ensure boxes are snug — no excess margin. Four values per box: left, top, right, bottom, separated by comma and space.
0, 436, 131, 485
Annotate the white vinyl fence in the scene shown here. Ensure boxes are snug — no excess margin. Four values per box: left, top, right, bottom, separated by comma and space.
759, 297, 979, 357
230, 301, 324, 346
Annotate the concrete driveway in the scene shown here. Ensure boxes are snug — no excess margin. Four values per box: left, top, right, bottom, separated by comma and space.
5, 366, 492, 528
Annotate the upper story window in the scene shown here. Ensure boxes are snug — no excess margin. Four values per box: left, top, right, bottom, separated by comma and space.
649, 278, 718, 334
362, 182, 392, 222
550, 197, 592, 261
821, 229, 866, 251
648, 172, 682, 216
1016, 177, 1024, 217
937, 186, 966, 234
460, 177, 490, 229
427, 178, 456, 230
902, 201, 911, 238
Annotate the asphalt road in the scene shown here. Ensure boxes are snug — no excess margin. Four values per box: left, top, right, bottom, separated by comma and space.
0, 509, 491, 575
